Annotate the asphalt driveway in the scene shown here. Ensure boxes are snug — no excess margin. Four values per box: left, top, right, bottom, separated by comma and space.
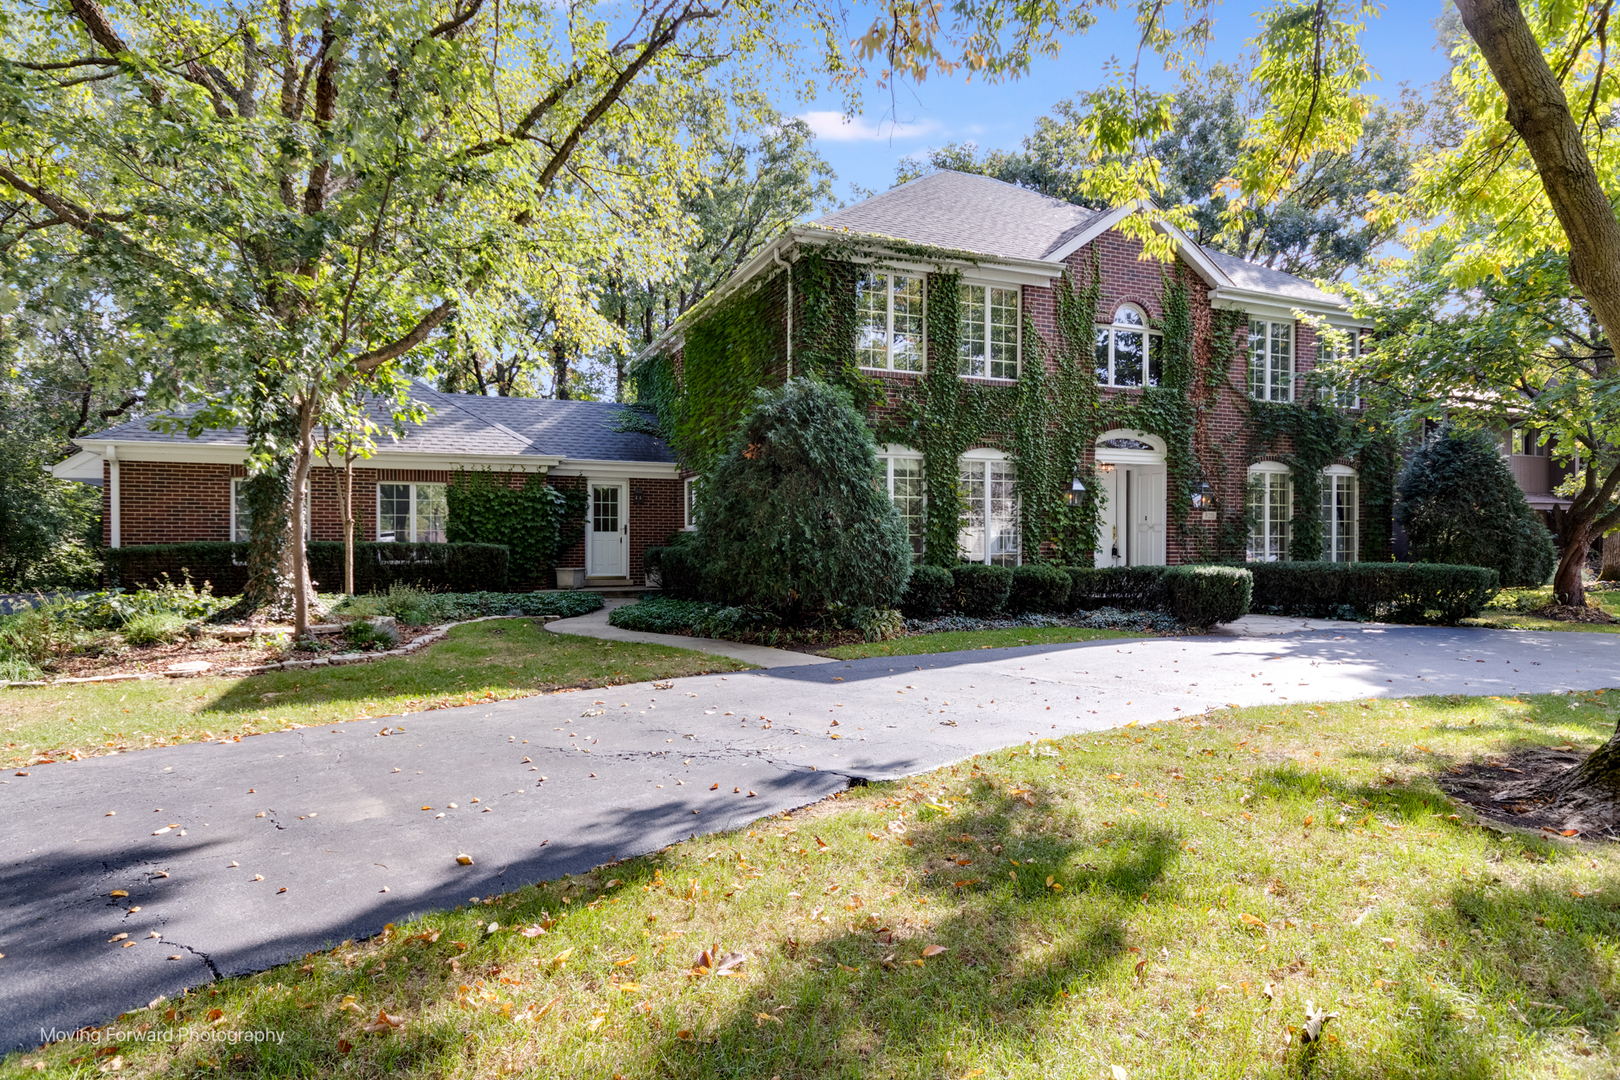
2, 624, 1614, 1051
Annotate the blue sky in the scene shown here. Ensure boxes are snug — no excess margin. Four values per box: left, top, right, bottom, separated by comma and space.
777, 3, 1456, 204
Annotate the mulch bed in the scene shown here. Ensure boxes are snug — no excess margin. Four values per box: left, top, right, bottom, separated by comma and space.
1437, 746, 1617, 842
35, 623, 442, 680
1530, 603, 1618, 624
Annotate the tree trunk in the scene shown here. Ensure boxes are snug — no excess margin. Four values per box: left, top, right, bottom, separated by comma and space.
1601, 528, 1620, 582
1551, 524, 1590, 606
290, 400, 318, 639
1532, 725, 1620, 834
342, 450, 355, 595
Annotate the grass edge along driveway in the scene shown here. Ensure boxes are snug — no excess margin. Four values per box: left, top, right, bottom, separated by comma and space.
1, 620, 752, 770
8, 688, 1619, 1078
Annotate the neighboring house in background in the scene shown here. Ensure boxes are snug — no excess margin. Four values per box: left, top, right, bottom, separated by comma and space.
640, 171, 1382, 568
49, 385, 682, 587
1501, 425, 1576, 517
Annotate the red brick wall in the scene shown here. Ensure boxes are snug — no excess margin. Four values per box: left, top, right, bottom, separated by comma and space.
549, 475, 684, 585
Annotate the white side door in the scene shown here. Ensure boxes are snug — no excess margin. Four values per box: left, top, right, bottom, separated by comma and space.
587, 483, 627, 577
1133, 467, 1167, 566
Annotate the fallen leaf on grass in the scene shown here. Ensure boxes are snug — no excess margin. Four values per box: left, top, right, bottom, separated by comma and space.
1112, 1067, 1129, 1080
359, 1009, 405, 1034
921, 944, 947, 957
1239, 913, 1268, 929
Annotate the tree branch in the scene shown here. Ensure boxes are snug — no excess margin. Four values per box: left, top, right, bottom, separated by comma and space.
352, 300, 455, 371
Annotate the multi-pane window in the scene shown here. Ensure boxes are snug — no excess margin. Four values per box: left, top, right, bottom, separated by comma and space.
877, 452, 925, 559
1506, 427, 1550, 456
1318, 328, 1361, 408
1321, 469, 1358, 563
958, 283, 1020, 379
1094, 304, 1161, 387
857, 271, 924, 372
959, 456, 1019, 566
683, 477, 700, 530
1248, 318, 1293, 401
1246, 464, 1292, 562
232, 478, 308, 542
377, 482, 447, 542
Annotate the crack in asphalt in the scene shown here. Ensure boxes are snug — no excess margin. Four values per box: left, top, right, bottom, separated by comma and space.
166, 942, 222, 981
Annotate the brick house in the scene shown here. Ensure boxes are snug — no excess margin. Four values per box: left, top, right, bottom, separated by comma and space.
50, 384, 685, 587
640, 171, 1379, 568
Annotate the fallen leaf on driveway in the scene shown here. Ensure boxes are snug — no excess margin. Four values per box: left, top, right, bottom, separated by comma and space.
108, 933, 128, 943
456, 854, 474, 866
110, 890, 128, 898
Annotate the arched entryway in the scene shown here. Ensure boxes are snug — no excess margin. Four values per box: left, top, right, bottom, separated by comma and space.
1094, 430, 1167, 567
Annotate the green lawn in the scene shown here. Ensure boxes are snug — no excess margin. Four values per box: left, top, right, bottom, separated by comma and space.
1, 621, 750, 770
1465, 586, 1620, 633
823, 625, 1142, 660
10, 690, 1619, 1078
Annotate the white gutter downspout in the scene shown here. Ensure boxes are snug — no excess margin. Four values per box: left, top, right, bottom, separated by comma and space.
107, 444, 121, 549
774, 247, 793, 379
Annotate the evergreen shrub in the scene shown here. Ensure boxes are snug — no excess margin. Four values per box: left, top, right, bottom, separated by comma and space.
647, 533, 707, 600
900, 564, 954, 618
696, 379, 912, 618
1065, 566, 1171, 611
1247, 561, 1497, 623
1010, 563, 1072, 613
1164, 566, 1252, 627
951, 563, 1013, 617
1396, 425, 1557, 587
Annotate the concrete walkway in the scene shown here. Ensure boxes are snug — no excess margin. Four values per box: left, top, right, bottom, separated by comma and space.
3, 623, 1616, 1051
1213, 614, 1372, 637
545, 599, 837, 668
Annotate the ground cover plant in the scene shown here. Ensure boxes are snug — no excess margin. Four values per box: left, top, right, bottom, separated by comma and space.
8, 690, 1618, 1078
0, 621, 747, 770
1466, 585, 1620, 634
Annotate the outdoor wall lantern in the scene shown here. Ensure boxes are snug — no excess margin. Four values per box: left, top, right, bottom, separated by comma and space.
1065, 473, 1087, 507
1190, 479, 1214, 510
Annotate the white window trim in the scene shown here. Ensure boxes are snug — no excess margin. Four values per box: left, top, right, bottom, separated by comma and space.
877, 444, 926, 559
957, 280, 1022, 381
1096, 303, 1161, 388
1246, 462, 1292, 563
682, 477, 698, 530
1248, 317, 1295, 402
1319, 328, 1361, 409
1321, 464, 1359, 563
857, 271, 927, 373
232, 477, 309, 542
958, 447, 1020, 566
376, 482, 445, 543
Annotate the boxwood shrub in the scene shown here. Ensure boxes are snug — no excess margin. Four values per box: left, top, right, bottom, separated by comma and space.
1066, 566, 1171, 611
105, 541, 510, 595
951, 563, 1013, 618
1246, 561, 1498, 624
1010, 563, 1072, 614
900, 564, 954, 618
1164, 566, 1252, 627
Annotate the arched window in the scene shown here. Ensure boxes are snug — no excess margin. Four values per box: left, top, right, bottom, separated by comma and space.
1246, 462, 1292, 562
1094, 304, 1161, 387
1321, 465, 1358, 563
958, 448, 1019, 566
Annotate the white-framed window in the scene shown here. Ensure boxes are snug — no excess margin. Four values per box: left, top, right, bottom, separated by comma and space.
1321, 466, 1359, 563
1246, 462, 1292, 562
877, 446, 925, 559
959, 449, 1019, 566
683, 477, 700, 530
232, 478, 309, 542
857, 270, 925, 372
1094, 303, 1162, 387
1248, 318, 1293, 401
377, 482, 447, 542
1318, 328, 1361, 408
958, 283, 1020, 379
1506, 427, 1550, 456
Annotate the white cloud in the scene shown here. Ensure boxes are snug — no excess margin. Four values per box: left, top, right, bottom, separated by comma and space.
798, 111, 942, 143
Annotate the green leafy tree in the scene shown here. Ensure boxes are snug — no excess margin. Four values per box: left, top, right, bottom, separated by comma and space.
1395, 425, 1557, 588
695, 378, 911, 620
0, 0, 786, 635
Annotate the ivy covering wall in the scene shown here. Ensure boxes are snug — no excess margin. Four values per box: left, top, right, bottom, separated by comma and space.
445, 469, 586, 581
625, 235, 1396, 568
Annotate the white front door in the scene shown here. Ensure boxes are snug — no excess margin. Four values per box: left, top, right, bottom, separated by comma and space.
1094, 464, 1167, 567
587, 483, 627, 577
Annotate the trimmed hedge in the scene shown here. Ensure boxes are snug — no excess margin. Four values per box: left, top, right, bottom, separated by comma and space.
646, 534, 707, 601
1010, 563, 1072, 614
1246, 561, 1498, 624
1066, 566, 1170, 611
1164, 566, 1252, 628
105, 541, 510, 595
900, 564, 954, 618
951, 563, 1013, 618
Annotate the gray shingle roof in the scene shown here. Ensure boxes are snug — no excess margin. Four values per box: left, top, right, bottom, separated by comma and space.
812, 171, 1103, 261
811, 170, 1344, 308
77, 385, 675, 464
